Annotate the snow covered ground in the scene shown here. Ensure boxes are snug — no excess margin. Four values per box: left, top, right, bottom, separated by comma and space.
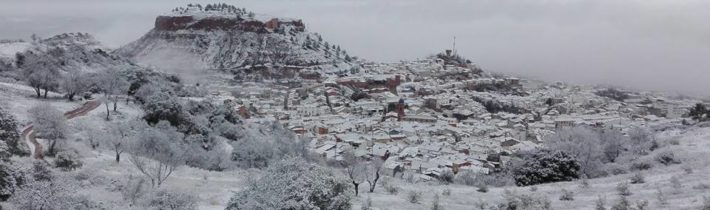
0, 41, 31, 59
350, 126, 710, 210
2, 72, 710, 210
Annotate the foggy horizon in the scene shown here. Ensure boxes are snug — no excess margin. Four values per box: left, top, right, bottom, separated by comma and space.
2, 0, 709, 97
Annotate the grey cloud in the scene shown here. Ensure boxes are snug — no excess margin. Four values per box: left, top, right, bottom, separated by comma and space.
1, 0, 709, 96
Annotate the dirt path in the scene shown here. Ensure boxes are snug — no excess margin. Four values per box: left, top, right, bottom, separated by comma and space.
24, 100, 101, 159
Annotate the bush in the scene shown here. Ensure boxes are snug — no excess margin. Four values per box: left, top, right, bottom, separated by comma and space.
431, 194, 443, 210
654, 150, 680, 165
512, 150, 580, 186
225, 157, 351, 210
670, 176, 682, 193
579, 178, 590, 189
629, 172, 645, 184
682, 164, 693, 174
0, 162, 22, 201
476, 184, 489, 193
596, 196, 606, 210
656, 188, 668, 206
693, 183, 710, 190
454, 170, 477, 186
10, 179, 101, 210
498, 190, 551, 210
53, 150, 83, 171
559, 189, 574, 201
616, 182, 631, 196
145, 189, 197, 210
611, 196, 630, 210
383, 183, 399, 195
442, 188, 451, 196
475, 199, 489, 210
31, 162, 53, 182
702, 197, 710, 210
438, 169, 454, 184
629, 161, 653, 171
407, 191, 422, 204
0, 142, 9, 163
605, 163, 628, 175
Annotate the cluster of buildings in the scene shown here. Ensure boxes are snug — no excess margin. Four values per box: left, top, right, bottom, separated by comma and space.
218, 54, 698, 181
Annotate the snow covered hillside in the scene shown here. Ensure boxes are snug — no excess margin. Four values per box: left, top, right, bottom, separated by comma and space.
116, 4, 355, 81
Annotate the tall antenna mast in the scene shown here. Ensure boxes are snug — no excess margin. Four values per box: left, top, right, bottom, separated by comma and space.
452, 36, 457, 56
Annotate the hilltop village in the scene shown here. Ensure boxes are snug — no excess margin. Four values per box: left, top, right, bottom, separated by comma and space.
209, 50, 696, 181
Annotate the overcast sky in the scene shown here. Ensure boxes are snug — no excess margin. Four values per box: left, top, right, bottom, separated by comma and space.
2, 0, 709, 97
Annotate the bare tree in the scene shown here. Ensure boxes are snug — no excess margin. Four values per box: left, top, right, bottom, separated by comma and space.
342, 151, 366, 196
600, 128, 626, 163
129, 121, 185, 187
102, 120, 139, 163
28, 103, 66, 155
365, 159, 384, 193
545, 127, 604, 178
98, 69, 128, 120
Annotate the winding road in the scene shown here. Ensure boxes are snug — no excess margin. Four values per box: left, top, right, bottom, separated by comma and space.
23, 100, 101, 159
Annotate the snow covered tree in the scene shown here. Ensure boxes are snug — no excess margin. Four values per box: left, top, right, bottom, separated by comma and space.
230, 121, 307, 169
61, 69, 88, 101
22, 53, 60, 98
28, 103, 66, 155
0, 108, 22, 156
9, 178, 101, 210
0, 161, 22, 201
142, 91, 186, 126
689, 103, 708, 121
53, 150, 82, 171
230, 136, 273, 169
225, 157, 351, 210
512, 150, 580, 186
98, 69, 129, 120
129, 121, 185, 187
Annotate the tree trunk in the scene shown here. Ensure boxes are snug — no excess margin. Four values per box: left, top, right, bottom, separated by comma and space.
34, 87, 41, 98
68, 93, 75, 101
115, 152, 121, 163
48, 139, 57, 156
369, 172, 380, 193
352, 182, 359, 196
43, 89, 48, 98
105, 102, 110, 120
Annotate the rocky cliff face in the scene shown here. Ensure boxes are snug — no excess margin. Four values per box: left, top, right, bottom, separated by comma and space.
154, 15, 305, 33
117, 4, 353, 79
